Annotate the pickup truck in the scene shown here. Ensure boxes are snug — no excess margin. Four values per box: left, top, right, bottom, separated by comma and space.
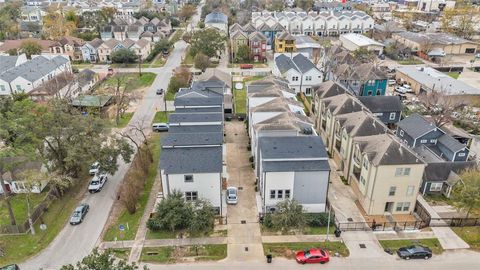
88, 173, 108, 193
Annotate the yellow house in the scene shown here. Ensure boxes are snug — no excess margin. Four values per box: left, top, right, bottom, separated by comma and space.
275, 32, 296, 53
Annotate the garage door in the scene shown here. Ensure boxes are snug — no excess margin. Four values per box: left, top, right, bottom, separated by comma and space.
465, 48, 476, 53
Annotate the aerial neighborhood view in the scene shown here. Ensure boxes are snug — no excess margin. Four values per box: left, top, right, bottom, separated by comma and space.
2, 0, 480, 269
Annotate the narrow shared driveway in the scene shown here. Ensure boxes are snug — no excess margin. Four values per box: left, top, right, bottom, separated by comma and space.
20, 40, 188, 270
225, 121, 264, 261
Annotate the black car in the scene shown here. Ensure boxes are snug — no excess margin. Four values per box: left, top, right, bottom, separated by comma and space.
156, 89, 164, 95
397, 245, 432, 260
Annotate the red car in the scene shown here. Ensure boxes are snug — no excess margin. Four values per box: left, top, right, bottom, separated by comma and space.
295, 248, 329, 264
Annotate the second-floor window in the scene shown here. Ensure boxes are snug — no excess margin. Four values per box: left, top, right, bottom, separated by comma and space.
389, 186, 396, 196
395, 168, 411, 177
184, 175, 193, 182
399, 130, 404, 137
292, 76, 299, 81
362, 158, 369, 170
407, 185, 415, 196
389, 112, 396, 120
305, 76, 312, 81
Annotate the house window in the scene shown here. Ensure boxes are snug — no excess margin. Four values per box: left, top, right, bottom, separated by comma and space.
430, 139, 437, 143
277, 190, 283, 199
185, 191, 198, 201
430, 182, 443, 192
420, 139, 427, 143
403, 202, 411, 211
396, 202, 403, 212
395, 168, 410, 176
389, 112, 396, 120
292, 76, 299, 81
0, 85, 5, 92
362, 158, 369, 170
306, 88, 312, 95
305, 76, 312, 81
16, 85, 22, 91
360, 175, 366, 185
367, 80, 375, 86
270, 190, 276, 199
458, 152, 466, 157
399, 130, 404, 137
389, 186, 396, 196
285, 189, 290, 199
184, 175, 193, 182
406, 185, 415, 196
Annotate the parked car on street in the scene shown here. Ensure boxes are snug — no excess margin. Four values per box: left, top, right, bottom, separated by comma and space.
70, 203, 89, 225
156, 88, 164, 95
0, 265, 20, 270
395, 86, 409, 94
152, 123, 169, 132
388, 79, 396, 86
88, 173, 108, 193
226, 187, 238, 204
89, 162, 100, 176
295, 248, 329, 264
397, 245, 432, 260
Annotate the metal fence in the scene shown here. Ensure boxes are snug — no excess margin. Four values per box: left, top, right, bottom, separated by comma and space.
0, 195, 51, 235
335, 220, 427, 232
428, 217, 480, 227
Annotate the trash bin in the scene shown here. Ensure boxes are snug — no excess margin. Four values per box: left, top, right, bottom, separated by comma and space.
334, 229, 341, 237
266, 254, 272, 263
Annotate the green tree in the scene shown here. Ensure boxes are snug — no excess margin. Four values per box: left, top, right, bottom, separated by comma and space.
189, 28, 225, 58
167, 66, 191, 96
147, 190, 193, 232
269, 0, 285, 11
194, 53, 210, 72
60, 248, 146, 270
189, 199, 215, 234
270, 199, 306, 233
111, 49, 138, 64
235, 44, 250, 62
0, 1, 21, 39
20, 40, 43, 59
294, 0, 314, 10
451, 169, 480, 219
353, 47, 374, 62
198, 21, 205, 29
178, 4, 197, 22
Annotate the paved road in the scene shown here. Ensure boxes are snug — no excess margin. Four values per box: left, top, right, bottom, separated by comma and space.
19, 40, 188, 270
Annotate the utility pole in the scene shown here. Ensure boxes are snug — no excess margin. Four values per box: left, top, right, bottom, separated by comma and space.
326, 203, 331, 242
138, 54, 142, 76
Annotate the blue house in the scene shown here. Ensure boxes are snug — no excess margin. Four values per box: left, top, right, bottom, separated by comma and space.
358, 96, 402, 127
331, 62, 388, 96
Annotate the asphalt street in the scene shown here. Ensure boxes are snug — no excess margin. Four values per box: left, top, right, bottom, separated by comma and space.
19, 29, 191, 270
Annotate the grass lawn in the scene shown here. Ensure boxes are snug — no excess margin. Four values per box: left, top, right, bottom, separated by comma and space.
379, 238, 443, 254
447, 72, 460, 79
244, 76, 266, 82
73, 63, 94, 68
141, 244, 227, 263
103, 133, 162, 241
150, 58, 165, 68
100, 73, 156, 93
165, 90, 176, 101
397, 59, 424, 65
114, 112, 134, 128
146, 229, 178, 239
0, 181, 87, 265
424, 194, 454, 206
303, 226, 337, 235
170, 29, 184, 43
111, 248, 131, 260
234, 89, 246, 114
0, 192, 47, 226
263, 242, 349, 258
153, 111, 168, 123
183, 49, 194, 66
452, 227, 480, 249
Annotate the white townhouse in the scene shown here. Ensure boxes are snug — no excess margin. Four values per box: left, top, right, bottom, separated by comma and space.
272, 53, 322, 96
257, 136, 331, 213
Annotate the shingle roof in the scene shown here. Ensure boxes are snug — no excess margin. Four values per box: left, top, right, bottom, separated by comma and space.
437, 134, 466, 153
0, 55, 20, 73
275, 54, 298, 73
262, 160, 330, 172
249, 31, 267, 41
168, 125, 223, 134
175, 107, 223, 113
160, 147, 223, 174
276, 31, 295, 41
358, 96, 402, 113
314, 81, 347, 99
397, 113, 438, 139
423, 161, 476, 182
0, 55, 69, 83
168, 113, 223, 123
292, 54, 317, 73
161, 132, 223, 147
337, 111, 387, 137
259, 136, 328, 159
88, 38, 104, 49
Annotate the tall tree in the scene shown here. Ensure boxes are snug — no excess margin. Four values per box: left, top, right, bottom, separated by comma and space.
189, 28, 225, 58
147, 190, 193, 232
194, 53, 210, 72
270, 199, 306, 233
111, 49, 137, 64
20, 40, 43, 59
0, 0, 21, 39
43, 7, 77, 39
235, 44, 250, 62
419, 90, 465, 128
178, 4, 197, 22
451, 169, 480, 219
294, 0, 314, 11
441, 5, 480, 39
60, 248, 146, 270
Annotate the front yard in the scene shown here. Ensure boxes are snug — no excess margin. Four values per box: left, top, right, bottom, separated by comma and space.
98, 73, 156, 94
0, 192, 47, 226
234, 88, 246, 114
452, 227, 480, 250
379, 238, 444, 254
103, 133, 161, 241
263, 242, 349, 258
141, 244, 227, 263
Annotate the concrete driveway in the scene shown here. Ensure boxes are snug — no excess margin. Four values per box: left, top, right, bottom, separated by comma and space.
225, 121, 264, 261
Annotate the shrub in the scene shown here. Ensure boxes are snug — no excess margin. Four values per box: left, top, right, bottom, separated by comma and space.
305, 213, 335, 227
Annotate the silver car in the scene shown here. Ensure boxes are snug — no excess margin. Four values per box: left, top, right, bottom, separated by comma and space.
70, 203, 89, 225
226, 187, 238, 205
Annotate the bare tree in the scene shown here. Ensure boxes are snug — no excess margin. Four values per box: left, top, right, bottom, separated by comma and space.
419, 90, 466, 128
117, 118, 153, 172
111, 75, 139, 126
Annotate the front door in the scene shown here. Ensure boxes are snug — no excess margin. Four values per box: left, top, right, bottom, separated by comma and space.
384, 202, 394, 213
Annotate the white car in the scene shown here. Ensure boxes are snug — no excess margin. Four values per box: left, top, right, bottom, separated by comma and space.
226, 187, 238, 205
395, 86, 408, 94
388, 79, 396, 86
89, 162, 100, 176
403, 84, 413, 92
88, 174, 108, 193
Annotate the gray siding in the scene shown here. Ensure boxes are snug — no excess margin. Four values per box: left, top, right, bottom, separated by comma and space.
396, 126, 415, 146
376, 110, 401, 124
293, 171, 329, 205
416, 129, 444, 147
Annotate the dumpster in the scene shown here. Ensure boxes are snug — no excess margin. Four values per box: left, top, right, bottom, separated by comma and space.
266, 254, 272, 263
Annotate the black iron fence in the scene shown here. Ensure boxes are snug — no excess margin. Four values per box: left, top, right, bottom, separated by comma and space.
429, 217, 480, 227
336, 219, 427, 232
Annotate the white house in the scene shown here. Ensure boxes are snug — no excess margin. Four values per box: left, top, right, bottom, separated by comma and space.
272, 53, 322, 95
0, 161, 49, 194
339, 33, 385, 55
0, 55, 71, 96
257, 136, 330, 213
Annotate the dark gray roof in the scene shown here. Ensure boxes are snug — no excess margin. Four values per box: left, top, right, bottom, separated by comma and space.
397, 113, 438, 139
175, 107, 223, 113
358, 96, 402, 113
0, 55, 20, 73
160, 147, 223, 174
292, 54, 317, 73
262, 160, 330, 172
423, 161, 476, 182
275, 54, 298, 74
168, 113, 223, 123
0, 55, 69, 83
77, 69, 96, 87
259, 136, 328, 159
168, 125, 223, 134
437, 134, 466, 153
314, 81, 347, 99
161, 132, 223, 147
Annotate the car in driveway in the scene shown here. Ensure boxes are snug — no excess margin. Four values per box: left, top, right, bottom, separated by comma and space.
70, 203, 89, 225
88, 173, 108, 193
397, 245, 432, 260
0, 265, 20, 270
226, 187, 238, 204
89, 161, 100, 175
295, 248, 329, 264
152, 123, 169, 132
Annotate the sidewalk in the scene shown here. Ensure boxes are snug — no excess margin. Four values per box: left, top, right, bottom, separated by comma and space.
100, 237, 228, 249
262, 235, 339, 243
